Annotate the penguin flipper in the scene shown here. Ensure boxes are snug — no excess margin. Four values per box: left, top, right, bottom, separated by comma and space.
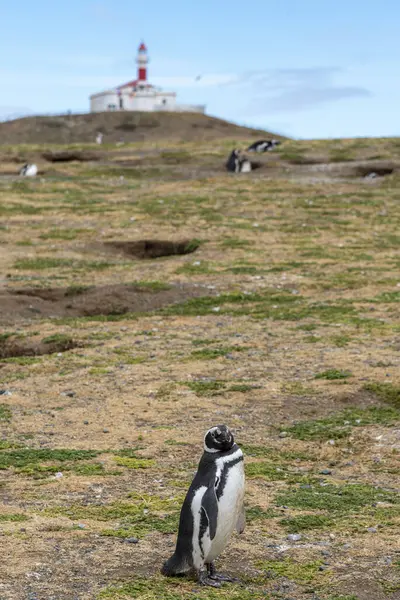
201, 487, 218, 540
236, 502, 246, 534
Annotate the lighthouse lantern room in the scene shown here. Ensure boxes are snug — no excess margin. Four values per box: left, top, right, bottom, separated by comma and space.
90, 42, 205, 114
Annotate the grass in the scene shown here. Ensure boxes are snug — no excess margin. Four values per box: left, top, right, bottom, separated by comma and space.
0, 513, 29, 522
283, 406, 399, 440
0, 448, 99, 470
314, 369, 353, 380
14, 258, 113, 270
0, 404, 12, 420
364, 382, 400, 408
2, 136, 400, 598
275, 483, 399, 513
98, 577, 256, 599
259, 557, 324, 584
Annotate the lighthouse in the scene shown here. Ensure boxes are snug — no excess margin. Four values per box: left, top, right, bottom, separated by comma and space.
89, 41, 206, 114
137, 42, 148, 83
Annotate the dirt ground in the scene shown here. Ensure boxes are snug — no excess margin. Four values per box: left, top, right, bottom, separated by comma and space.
0, 134, 399, 600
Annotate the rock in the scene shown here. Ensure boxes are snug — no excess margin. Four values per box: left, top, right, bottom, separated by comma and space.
319, 565, 329, 571
54, 472, 63, 479
279, 431, 288, 438
287, 533, 302, 542
61, 391, 75, 398
319, 469, 332, 475
77, 524, 86, 529
321, 550, 330, 557
83, 420, 89, 425
0, 389, 12, 396
103, 428, 109, 433
126, 537, 139, 544
367, 527, 377, 533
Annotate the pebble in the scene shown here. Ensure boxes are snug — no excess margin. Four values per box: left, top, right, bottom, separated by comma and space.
319, 565, 329, 571
321, 550, 331, 557
287, 534, 302, 542
126, 537, 139, 544
83, 420, 89, 425
77, 524, 86, 529
103, 428, 109, 433
279, 431, 288, 438
367, 527, 377, 533
54, 472, 63, 479
61, 391, 75, 398
0, 389, 12, 396
319, 469, 332, 475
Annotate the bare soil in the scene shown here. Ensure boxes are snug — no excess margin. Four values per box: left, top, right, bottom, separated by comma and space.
0, 283, 211, 325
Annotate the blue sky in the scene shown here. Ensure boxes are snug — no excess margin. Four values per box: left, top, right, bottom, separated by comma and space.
1, 0, 399, 139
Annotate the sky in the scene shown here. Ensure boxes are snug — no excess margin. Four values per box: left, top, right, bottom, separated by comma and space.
1, 0, 400, 139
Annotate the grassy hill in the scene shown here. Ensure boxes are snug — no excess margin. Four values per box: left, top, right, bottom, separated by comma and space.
0, 111, 284, 145
0, 133, 399, 599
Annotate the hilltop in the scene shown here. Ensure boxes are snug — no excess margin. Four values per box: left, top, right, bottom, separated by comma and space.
0, 111, 283, 145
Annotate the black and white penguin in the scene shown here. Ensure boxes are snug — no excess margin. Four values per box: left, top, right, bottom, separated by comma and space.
226, 149, 253, 173
161, 424, 245, 587
19, 163, 38, 177
247, 139, 281, 153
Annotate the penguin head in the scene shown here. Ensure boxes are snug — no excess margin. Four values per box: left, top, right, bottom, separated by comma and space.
204, 424, 234, 453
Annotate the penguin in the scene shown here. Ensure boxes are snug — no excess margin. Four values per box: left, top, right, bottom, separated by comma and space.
161, 424, 245, 587
19, 163, 38, 177
247, 139, 281, 153
226, 149, 253, 173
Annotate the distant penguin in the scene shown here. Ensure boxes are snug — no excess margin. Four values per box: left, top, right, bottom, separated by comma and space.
96, 132, 103, 145
19, 164, 38, 177
247, 139, 281, 153
161, 424, 245, 587
226, 149, 252, 173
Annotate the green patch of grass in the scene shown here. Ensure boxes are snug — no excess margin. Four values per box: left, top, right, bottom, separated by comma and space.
221, 237, 251, 249
175, 261, 214, 275
259, 557, 324, 584
0, 513, 29, 522
283, 406, 399, 441
315, 369, 352, 380
133, 281, 172, 292
39, 228, 89, 240
246, 460, 315, 483
372, 291, 400, 302
14, 258, 113, 271
183, 380, 226, 396
331, 335, 352, 347
276, 484, 399, 513
0, 448, 98, 470
2, 356, 42, 366
113, 456, 155, 469
98, 576, 255, 599
364, 382, 400, 408
228, 383, 258, 392
0, 404, 12, 420
280, 514, 335, 532
191, 338, 218, 346
190, 346, 245, 360
282, 382, 317, 396
246, 506, 281, 522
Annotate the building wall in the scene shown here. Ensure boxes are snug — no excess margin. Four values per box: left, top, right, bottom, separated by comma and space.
90, 90, 205, 114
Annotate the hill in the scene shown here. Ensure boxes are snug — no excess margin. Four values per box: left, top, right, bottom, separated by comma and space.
0, 111, 283, 145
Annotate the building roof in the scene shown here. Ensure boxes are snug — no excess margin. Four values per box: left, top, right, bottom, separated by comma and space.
138, 42, 147, 51
117, 79, 154, 90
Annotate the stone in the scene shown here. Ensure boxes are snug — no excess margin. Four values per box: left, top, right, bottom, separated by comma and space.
287, 533, 302, 542
126, 537, 139, 544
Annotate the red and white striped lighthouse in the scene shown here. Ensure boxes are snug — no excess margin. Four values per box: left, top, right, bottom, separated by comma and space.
136, 42, 148, 82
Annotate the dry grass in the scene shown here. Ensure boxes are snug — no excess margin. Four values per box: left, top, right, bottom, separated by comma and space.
0, 136, 399, 600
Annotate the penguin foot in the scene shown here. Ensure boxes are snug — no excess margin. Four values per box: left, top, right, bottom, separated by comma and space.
198, 570, 222, 588
210, 573, 239, 583
206, 562, 239, 583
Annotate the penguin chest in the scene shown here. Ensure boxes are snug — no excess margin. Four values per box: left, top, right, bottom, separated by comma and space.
206, 460, 245, 562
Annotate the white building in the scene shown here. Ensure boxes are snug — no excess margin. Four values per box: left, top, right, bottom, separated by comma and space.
90, 42, 205, 114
